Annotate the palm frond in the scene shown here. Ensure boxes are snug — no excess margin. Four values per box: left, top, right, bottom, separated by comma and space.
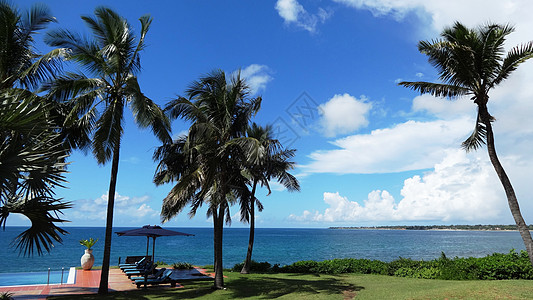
125, 76, 171, 143
398, 81, 470, 99
1, 197, 71, 256
493, 41, 533, 86
461, 110, 490, 152
92, 98, 124, 164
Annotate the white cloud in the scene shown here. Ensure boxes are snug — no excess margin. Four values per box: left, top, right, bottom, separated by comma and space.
276, 0, 304, 23
69, 192, 158, 223
291, 149, 507, 223
303, 118, 472, 174
411, 94, 473, 119
319, 93, 372, 137
332, 0, 529, 37
275, 0, 332, 33
240, 64, 273, 94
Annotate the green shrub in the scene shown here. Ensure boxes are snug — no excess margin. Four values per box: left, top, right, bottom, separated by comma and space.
79, 238, 98, 249
280, 260, 319, 273
438, 256, 479, 280
238, 250, 533, 280
172, 262, 194, 270
475, 250, 533, 280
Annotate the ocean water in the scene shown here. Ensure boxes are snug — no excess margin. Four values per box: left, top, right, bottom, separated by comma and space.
0, 226, 526, 273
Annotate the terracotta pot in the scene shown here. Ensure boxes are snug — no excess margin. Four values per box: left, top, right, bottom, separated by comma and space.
81, 249, 95, 270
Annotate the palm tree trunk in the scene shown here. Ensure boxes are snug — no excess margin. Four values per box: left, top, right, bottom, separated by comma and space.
213, 204, 225, 289
241, 181, 258, 274
480, 105, 533, 266
98, 143, 120, 294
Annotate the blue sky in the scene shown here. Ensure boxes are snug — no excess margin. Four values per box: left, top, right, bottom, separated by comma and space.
9, 0, 533, 228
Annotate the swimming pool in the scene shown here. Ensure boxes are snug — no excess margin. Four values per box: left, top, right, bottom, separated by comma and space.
0, 267, 76, 286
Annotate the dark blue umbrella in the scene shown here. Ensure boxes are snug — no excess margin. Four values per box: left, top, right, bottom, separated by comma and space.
115, 225, 193, 261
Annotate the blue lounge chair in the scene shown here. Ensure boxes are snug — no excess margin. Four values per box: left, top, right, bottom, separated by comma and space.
129, 267, 166, 281
125, 262, 156, 278
120, 257, 147, 270
121, 259, 152, 273
135, 269, 177, 288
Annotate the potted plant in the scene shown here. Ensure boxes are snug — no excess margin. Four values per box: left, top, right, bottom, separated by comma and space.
80, 238, 98, 270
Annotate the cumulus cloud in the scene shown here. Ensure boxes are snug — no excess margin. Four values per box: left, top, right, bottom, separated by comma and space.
411, 94, 473, 119
319, 94, 372, 137
303, 118, 472, 174
275, 0, 332, 33
69, 192, 158, 223
332, 0, 528, 36
240, 64, 273, 94
291, 150, 506, 223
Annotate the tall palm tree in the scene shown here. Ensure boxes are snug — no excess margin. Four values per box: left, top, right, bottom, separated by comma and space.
154, 69, 261, 289
239, 123, 300, 274
399, 22, 533, 266
0, 1, 74, 256
44, 7, 171, 294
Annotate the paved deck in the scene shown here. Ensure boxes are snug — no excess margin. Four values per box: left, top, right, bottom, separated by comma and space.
0, 267, 211, 299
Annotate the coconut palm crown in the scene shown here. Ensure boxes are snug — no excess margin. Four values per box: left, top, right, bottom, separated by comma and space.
43, 7, 171, 294
239, 123, 300, 274
399, 22, 533, 266
154, 69, 261, 289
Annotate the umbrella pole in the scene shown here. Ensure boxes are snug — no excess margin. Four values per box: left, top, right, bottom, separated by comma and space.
152, 237, 156, 262
146, 236, 150, 258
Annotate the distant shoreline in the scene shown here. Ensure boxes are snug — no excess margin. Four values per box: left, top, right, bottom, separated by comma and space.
329, 225, 533, 231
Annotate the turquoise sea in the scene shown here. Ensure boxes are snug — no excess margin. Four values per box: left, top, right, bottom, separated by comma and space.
0, 227, 526, 273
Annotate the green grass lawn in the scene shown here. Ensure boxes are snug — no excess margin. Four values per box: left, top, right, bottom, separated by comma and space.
49, 271, 533, 300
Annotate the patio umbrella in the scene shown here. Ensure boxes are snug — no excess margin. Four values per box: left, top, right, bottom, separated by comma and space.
115, 225, 194, 261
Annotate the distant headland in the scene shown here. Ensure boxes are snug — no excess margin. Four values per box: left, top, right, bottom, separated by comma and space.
329, 225, 533, 231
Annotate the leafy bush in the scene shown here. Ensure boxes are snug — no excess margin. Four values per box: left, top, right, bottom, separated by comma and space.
280, 260, 319, 273
79, 238, 98, 249
475, 250, 533, 280
273, 250, 533, 280
172, 262, 194, 270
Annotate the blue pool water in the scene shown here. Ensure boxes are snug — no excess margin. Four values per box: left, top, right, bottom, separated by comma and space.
0, 268, 75, 287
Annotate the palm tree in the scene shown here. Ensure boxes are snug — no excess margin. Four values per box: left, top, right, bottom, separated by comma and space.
239, 123, 300, 274
0, 92, 71, 256
399, 22, 533, 266
43, 8, 171, 294
0, 1, 74, 256
154, 69, 261, 289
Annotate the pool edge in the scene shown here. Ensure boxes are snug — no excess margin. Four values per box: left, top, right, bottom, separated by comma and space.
0, 267, 76, 287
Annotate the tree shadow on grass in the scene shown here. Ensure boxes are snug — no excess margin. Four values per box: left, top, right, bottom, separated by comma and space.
48, 280, 217, 300
226, 274, 364, 299
49, 275, 363, 299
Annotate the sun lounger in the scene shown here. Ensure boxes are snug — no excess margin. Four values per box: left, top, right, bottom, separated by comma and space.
135, 269, 177, 288
121, 255, 150, 265
125, 262, 157, 278
129, 267, 166, 281
121, 259, 151, 272
119, 257, 147, 270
